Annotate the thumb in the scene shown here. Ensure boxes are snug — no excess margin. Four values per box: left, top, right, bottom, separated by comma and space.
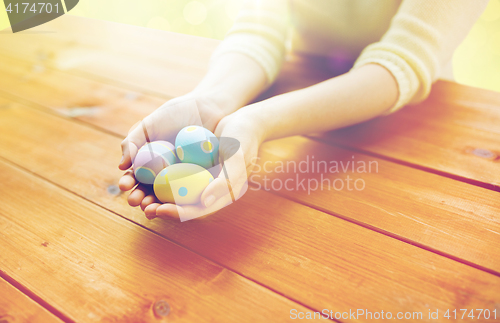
201, 137, 249, 208
201, 177, 234, 208
119, 119, 150, 170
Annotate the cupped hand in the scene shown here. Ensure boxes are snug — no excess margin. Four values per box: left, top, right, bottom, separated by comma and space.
118, 94, 227, 212
143, 104, 267, 221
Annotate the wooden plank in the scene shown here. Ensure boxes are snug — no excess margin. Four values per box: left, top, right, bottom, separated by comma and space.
0, 15, 218, 98
416, 81, 500, 136
1, 98, 500, 321
0, 159, 312, 322
0, 59, 499, 275
0, 277, 63, 323
310, 87, 500, 191
256, 136, 500, 272
0, 54, 166, 136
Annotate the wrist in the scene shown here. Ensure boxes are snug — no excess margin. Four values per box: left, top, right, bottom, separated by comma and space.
191, 52, 268, 116
189, 88, 240, 116
234, 102, 270, 145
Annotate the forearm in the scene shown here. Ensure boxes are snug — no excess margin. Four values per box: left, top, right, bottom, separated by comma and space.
246, 64, 399, 142
191, 52, 268, 115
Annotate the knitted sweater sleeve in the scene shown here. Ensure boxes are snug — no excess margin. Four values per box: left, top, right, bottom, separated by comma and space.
209, 0, 289, 84
353, 0, 488, 114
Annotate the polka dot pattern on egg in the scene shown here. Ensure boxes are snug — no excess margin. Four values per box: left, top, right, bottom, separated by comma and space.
178, 187, 188, 197
153, 163, 214, 205
176, 146, 184, 161
133, 140, 176, 184
201, 140, 213, 153
175, 125, 219, 169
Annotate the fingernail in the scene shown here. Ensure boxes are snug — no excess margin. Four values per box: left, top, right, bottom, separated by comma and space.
120, 155, 124, 164
205, 195, 215, 207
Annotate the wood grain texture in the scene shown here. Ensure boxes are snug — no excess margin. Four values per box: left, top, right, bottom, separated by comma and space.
0, 54, 166, 136
0, 15, 217, 98
256, 136, 500, 272
0, 277, 63, 323
0, 159, 313, 323
0, 99, 499, 322
0, 58, 499, 275
310, 92, 500, 191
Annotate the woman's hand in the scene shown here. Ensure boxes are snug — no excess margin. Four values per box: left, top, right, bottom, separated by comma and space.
118, 92, 233, 211
118, 52, 269, 219
143, 105, 267, 221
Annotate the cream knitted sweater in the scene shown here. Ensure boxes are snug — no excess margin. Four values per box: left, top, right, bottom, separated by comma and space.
212, 0, 488, 113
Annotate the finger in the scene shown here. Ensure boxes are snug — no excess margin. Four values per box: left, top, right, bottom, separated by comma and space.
141, 194, 159, 211
218, 139, 249, 201
165, 203, 210, 222
119, 140, 138, 170
127, 184, 150, 207
177, 198, 231, 221
144, 203, 161, 219
157, 97, 205, 133
201, 177, 233, 208
118, 170, 137, 191
128, 120, 142, 135
213, 114, 229, 138
119, 119, 150, 170
155, 203, 183, 220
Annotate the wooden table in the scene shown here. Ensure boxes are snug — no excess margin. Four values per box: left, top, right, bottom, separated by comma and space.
0, 16, 499, 323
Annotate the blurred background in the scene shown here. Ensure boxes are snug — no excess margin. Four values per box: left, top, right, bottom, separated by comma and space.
1, 0, 499, 92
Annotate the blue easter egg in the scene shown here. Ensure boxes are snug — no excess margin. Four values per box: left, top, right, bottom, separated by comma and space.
175, 126, 219, 168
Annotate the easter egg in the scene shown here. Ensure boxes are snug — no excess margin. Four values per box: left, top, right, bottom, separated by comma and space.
153, 163, 214, 205
175, 125, 219, 168
133, 141, 176, 184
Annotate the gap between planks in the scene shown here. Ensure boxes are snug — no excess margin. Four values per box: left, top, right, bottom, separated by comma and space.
259, 186, 500, 278
307, 135, 500, 193
0, 272, 73, 323
0, 275, 68, 323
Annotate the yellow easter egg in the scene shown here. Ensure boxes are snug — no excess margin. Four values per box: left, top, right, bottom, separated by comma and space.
153, 163, 214, 205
